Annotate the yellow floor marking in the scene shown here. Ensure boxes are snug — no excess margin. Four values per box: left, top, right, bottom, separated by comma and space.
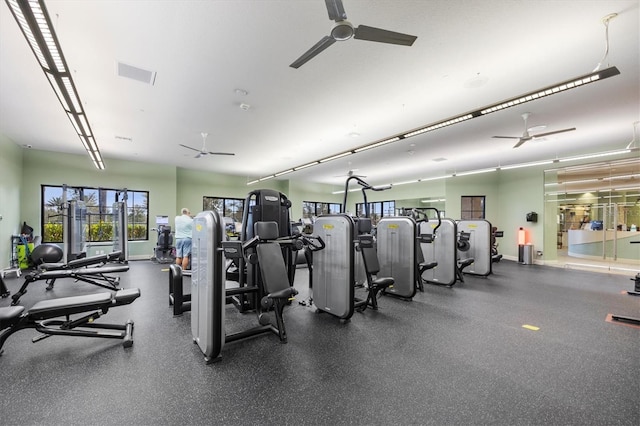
161, 268, 169, 272
522, 324, 540, 331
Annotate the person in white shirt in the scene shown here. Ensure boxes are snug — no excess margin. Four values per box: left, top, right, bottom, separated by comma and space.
174, 208, 193, 270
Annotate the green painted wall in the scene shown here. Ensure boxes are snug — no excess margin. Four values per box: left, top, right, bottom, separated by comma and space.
5, 144, 635, 268
0, 135, 23, 270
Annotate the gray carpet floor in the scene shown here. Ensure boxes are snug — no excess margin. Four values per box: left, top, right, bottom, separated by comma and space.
0, 259, 638, 425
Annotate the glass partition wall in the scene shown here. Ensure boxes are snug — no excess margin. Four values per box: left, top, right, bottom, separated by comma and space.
544, 158, 640, 273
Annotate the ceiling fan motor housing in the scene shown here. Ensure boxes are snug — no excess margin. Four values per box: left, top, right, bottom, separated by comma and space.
332, 21, 354, 40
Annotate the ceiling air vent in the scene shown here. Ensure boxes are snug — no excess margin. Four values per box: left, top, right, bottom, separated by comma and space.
117, 62, 156, 85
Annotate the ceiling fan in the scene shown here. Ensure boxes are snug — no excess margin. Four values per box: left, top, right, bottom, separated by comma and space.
290, 0, 417, 69
334, 168, 366, 178
179, 132, 235, 158
492, 113, 576, 148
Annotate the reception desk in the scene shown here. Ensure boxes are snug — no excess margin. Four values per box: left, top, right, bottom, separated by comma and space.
568, 230, 640, 260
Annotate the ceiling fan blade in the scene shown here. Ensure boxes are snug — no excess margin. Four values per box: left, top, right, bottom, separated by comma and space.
194, 152, 203, 159
492, 136, 520, 139
354, 25, 417, 46
290, 36, 336, 68
180, 143, 200, 152
325, 0, 347, 22
512, 138, 528, 148
532, 127, 576, 138
207, 152, 235, 156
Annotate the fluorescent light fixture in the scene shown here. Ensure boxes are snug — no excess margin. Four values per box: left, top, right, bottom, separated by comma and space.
247, 179, 260, 185
6, 0, 104, 170
421, 174, 453, 181
404, 114, 474, 138
546, 198, 577, 202
480, 68, 618, 115
613, 186, 640, 191
246, 66, 620, 184
393, 179, 420, 186
455, 168, 497, 177
319, 152, 351, 163
274, 169, 294, 177
421, 198, 446, 203
353, 137, 399, 153
559, 149, 631, 162
500, 160, 553, 170
293, 161, 319, 171
259, 175, 275, 182
66, 112, 82, 134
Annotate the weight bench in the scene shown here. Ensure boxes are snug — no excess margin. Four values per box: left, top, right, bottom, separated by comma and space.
0, 288, 140, 355
11, 252, 130, 305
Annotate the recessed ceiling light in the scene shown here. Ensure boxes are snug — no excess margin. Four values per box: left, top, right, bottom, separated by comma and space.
349, 132, 360, 138
239, 103, 251, 111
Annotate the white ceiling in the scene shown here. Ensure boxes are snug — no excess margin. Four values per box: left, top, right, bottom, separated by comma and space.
1, 0, 639, 190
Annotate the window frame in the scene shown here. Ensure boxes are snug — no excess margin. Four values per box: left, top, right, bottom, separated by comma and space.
41, 185, 149, 243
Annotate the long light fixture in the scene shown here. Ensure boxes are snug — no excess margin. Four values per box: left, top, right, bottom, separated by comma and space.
247, 66, 620, 185
6, 0, 105, 170
335, 148, 636, 194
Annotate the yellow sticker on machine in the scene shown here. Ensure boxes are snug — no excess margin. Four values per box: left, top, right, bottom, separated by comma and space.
388, 224, 399, 229
196, 224, 202, 231
468, 224, 478, 228
323, 224, 334, 230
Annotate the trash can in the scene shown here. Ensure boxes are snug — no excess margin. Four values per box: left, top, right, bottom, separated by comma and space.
521, 244, 533, 265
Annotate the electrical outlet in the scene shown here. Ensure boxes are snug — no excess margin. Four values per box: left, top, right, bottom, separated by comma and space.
537, 251, 543, 257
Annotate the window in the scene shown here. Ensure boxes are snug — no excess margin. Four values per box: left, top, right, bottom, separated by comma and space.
203, 197, 245, 222
302, 201, 342, 219
203, 196, 245, 238
41, 185, 149, 243
461, 196, 485, 219
355, 200, 395, 225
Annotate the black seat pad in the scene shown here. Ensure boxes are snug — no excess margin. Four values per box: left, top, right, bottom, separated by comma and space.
0, 306, 26, 324
371, 277, 394, 289
28, 292, 113, 320
458, 258, 474, 268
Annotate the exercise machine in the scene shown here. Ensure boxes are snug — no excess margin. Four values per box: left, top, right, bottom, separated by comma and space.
152, 215, 175, 264
190, 210, 298, 363
111, 189, 129, 262
456, 220, 492, 277
376, 215, 418, 300
608, 241, 640, 326
0, 288, 140, 356
231, 189, 295, 312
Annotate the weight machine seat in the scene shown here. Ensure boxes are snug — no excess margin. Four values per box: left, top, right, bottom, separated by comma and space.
492, 254, 503, 263
254, 222, 299, 343
0, 288, 140, 354
418, 261, 438, 274
358, 242, 394, 312
456, 258, 475, 283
